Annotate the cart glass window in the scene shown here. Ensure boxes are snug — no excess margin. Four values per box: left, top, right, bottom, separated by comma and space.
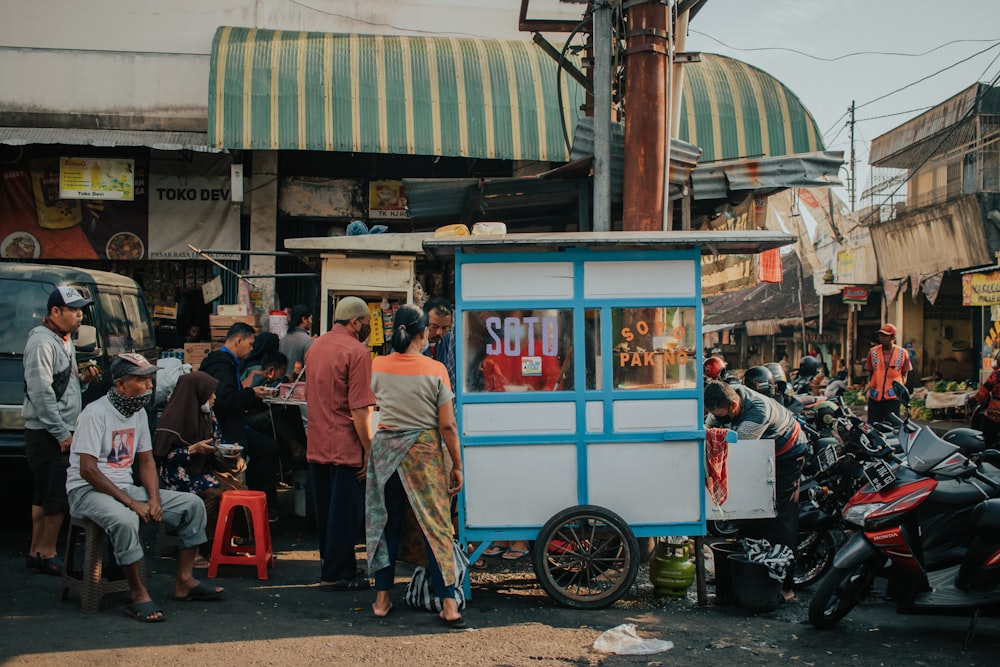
463, 309, 573, 392
612, 306, 697, 389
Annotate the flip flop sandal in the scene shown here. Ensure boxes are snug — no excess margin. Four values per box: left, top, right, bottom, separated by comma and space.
26, 553, 41, 569
124, 600, 165, 623
438, 611, 468, 629
37, 555, 65, 576
173, 581, 225, 602
482, 545, 506, 557
501, 548, 529, 561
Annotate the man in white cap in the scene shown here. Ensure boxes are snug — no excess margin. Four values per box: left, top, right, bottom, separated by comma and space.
22, 286, 100, 576
67, 353, 223, 622
865, 322, 911, 423
305, 296, 376, 591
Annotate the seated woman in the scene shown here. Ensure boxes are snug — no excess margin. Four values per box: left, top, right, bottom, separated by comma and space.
365, 304, 466, 627
154, 371, 246, 568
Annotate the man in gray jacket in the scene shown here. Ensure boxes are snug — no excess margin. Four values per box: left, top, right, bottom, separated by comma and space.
278, 304, 314, 376
22, 286, 100, 575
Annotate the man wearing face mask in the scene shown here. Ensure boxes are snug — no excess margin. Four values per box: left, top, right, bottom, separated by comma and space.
67, 353, 222, 622
704, 379, 806, 602
305, 296, 376, 591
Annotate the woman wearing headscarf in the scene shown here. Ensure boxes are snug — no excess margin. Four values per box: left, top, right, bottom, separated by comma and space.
154, 371, 245, 567
365, 304, 466, 627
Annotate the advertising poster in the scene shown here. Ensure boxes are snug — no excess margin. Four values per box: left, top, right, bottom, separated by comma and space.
0, 149, 236, 261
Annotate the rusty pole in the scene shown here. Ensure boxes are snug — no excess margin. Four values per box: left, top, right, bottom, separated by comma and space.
622, 0, 669, 231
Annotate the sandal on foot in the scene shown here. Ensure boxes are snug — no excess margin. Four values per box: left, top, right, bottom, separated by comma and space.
37, 555, 65, 576
319, 577, 370, 592
482, 545, 506, 557
501, 548, 529, 561
173, 581, 225, 602
124, 600, 165, 623
471, 557, 487, 570
438, 611, 467, 629
26, 553, 41, 570
372, 602, 393, 618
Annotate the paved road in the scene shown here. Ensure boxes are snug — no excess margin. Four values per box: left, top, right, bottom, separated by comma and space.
1, 485, 998, 666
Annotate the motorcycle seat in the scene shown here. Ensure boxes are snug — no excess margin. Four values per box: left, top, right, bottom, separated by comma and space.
930, 477, 997, 505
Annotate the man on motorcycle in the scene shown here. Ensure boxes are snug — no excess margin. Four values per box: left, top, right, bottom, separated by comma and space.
865, 323, 911, 424
704, 380, 808, 601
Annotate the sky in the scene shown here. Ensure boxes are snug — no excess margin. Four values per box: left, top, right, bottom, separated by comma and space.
684, 0, 1000, 207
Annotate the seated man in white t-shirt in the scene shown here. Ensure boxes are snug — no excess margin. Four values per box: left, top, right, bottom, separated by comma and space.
66, 353, 224, 622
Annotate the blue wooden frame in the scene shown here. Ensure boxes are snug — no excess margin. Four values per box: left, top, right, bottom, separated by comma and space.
454, 246, 707, 567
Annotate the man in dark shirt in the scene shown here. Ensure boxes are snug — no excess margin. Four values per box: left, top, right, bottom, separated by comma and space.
200, 322, 280, 521
704, 379, 806, 601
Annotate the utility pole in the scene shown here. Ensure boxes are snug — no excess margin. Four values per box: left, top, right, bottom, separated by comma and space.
848, 100, 856, 212
593, 0, 612, 232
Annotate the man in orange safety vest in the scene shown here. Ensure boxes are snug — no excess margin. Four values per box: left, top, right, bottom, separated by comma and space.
865, 322, 911, 424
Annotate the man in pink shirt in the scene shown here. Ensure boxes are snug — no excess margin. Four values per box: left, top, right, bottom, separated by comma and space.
305, 296, 376, 591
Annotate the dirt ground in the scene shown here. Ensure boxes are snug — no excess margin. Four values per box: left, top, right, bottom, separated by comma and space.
1, 486, 998, 666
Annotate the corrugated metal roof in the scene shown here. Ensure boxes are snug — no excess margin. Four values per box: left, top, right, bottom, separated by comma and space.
870, 83, 1000, 166
703, 252, 819, 327
678, 54, 825, 162
691, 151, 843, 200
208, 27, 582, 161
0, 127, 218, 152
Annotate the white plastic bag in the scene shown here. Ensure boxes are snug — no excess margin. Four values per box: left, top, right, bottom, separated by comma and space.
154, 357, 190, 408
592, 623, 674, 655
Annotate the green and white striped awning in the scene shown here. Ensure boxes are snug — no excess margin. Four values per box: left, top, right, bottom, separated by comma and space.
208, 26, 582, 161
679, 54, 824, 162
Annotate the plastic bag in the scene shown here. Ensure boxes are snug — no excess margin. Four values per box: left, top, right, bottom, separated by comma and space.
592, 623, 673, 655
154, 357, 190, 408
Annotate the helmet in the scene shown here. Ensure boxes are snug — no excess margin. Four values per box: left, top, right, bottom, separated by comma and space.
704, 356, 727, 380
798, 355, 822, 377
764, 362, 788, 394
743, 366, 774, 397
813, 401, 840, 430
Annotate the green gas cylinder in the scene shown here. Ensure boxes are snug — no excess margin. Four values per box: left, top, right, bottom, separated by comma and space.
648, 540, 696, 596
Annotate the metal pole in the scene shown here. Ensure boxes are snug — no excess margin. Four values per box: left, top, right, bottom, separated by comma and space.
593, 0, 612, 232
661, 1, 675, 231
849, 100, 856, 212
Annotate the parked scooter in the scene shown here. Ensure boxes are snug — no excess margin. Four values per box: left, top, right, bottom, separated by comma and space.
809, 382, 1000, 633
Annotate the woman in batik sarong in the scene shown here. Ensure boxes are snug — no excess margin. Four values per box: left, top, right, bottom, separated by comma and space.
365, 304, 465, 627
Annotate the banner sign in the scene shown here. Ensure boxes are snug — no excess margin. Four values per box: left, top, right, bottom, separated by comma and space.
0, 150, 238, 261
60, 157, 135, 200
962, 271, 1000, 306
842, 286, 869, 305
368, 180, 408, 219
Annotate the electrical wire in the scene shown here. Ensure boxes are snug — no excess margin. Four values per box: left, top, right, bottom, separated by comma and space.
556, 16, 592, 154
689, 30, 1000, 63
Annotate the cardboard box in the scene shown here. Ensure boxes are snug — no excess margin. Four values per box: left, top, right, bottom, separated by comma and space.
218, 304, 248, 316
209, 314, 259, 328
184, 342, 212, 365
153, 304, 178, 319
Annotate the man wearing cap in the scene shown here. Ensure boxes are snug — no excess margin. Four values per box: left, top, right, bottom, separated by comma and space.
865, 322, 911, 424
67, 353, 223, 622
22, 286, 100, 576
305, 296, 376, 590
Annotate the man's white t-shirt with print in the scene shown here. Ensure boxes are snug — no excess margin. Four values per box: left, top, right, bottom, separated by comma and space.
66, 395, 151, 493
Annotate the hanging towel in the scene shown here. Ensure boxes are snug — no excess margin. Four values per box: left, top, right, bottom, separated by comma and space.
705, 427, 730, 506
758, 248, 783, 284
742, 538, 795, 582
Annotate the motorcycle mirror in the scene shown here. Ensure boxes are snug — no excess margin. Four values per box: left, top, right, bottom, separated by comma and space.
892, 380, 910, 406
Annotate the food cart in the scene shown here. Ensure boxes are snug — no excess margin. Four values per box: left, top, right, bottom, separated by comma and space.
421, 231, 794, 608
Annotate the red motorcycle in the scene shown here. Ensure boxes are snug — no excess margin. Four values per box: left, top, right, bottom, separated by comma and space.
809, 383, 1000, 632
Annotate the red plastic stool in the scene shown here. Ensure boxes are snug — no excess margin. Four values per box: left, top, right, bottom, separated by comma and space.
207, 490, 274, 580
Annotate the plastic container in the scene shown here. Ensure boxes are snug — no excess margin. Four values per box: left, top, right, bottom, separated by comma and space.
708, 542, 742, 604
728, 554, 782, 613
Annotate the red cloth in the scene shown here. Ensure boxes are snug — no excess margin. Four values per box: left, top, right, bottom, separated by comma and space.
705, 427, 730, 507
758, 248, 783, 284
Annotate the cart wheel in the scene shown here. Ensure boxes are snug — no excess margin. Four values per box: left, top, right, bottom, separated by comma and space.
531, 504, 639, 609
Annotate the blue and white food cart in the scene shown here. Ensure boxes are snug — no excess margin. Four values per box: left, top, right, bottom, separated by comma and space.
422, 231, 793, 608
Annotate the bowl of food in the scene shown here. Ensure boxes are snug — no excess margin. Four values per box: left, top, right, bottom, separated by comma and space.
1, 231, 41, 259
215, 442, 244, 459
106, 231, 144, 260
